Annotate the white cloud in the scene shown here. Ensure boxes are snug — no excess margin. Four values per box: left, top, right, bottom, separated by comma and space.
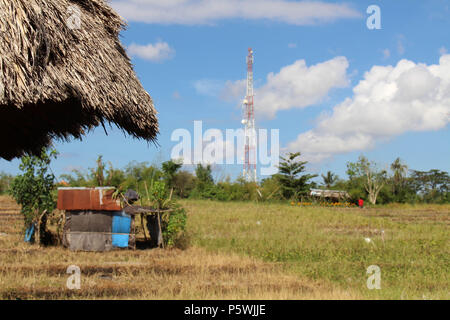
256, 57, 350, 119
439, 46, 448, 55
127, 41, 175, 62
111, 0, 361, 25
288, 43, 297, 48
382, 48, 391, 59
221, 57, 350, 119
288, 55, 450, 162
221, 79, 247, 102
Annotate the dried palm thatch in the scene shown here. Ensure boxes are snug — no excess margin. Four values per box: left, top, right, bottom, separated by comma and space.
0, 0, 158, 160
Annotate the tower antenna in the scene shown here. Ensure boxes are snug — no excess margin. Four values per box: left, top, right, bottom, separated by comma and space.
242, 48, 257, 183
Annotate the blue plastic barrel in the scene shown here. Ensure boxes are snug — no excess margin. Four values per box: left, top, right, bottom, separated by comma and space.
111, 212, 131, 248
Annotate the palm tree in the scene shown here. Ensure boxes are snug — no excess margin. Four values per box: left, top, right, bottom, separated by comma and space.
321, 171, 338, 189
390, 158, 408, 197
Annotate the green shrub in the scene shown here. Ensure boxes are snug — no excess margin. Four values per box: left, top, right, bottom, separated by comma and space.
9, 148, 57, 232
147, 180, 189, 249
162, 204, 188, 249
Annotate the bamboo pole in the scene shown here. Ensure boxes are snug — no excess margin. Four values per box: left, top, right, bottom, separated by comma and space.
157, 209, 164, 249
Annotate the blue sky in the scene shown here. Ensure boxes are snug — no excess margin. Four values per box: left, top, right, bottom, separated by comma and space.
1, 0, 449, 182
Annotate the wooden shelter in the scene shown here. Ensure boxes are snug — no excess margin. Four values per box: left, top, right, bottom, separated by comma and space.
57, 187, 165, 251
0, 0, 158, 160
58, 187, 136, 251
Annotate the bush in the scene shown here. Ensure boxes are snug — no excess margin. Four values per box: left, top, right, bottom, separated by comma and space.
148, 180, 189, 249
9, 148, 57, 242
162, 204, 189, 249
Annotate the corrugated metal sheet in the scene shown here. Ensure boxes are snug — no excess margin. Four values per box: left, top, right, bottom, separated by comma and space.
58, 188, 137, 251
57, 187, 122, 211
63, 210, 134, 251
67, 232, 113, 252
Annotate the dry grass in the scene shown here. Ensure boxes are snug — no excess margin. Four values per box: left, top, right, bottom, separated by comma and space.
0, 244, 359, 300
4, 196, 446, 299
0, 196, 360, 300
183, 200, 449, 300
0, 195, 19, 209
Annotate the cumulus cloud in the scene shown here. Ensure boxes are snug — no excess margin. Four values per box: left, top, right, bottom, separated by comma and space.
127, 41, 175, 62
220, 57, 350, 119
288, 55, 450, 162
255, 57, 350, 118
221, 79, 247, 102
111, 0, 361, 25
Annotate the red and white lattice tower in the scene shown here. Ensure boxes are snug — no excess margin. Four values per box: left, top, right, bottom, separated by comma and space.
242, 48, 257, 182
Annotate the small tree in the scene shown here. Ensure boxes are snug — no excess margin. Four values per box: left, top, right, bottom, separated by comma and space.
9, 148, 57, 244
390, 157, 408, 201
148, 180, 188, 248
195, 164, 214, 186
347, 155, 387, 205
173, 171, 196, 198
276, 152, 317, 200
190, 164, 215, 198
90, 155, 106, 186
321, 171, 338, 189
161, 159, 183, 195
409, 169, 449, 203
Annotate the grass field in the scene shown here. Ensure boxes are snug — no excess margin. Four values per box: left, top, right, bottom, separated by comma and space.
184, 200, 449, 300
0, 195, 448, 299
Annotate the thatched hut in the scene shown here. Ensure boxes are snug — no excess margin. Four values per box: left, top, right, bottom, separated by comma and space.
0, 0, 158, 160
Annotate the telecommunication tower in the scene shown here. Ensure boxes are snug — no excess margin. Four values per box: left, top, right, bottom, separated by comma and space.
242, 48, 257, 182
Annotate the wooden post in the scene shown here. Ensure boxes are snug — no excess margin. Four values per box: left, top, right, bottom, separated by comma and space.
35, 209, 47, 247
157, 209, 164, 249
141, 213, 148, 241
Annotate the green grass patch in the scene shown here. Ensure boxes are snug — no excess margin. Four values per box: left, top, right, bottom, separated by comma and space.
182, 200, 450, 299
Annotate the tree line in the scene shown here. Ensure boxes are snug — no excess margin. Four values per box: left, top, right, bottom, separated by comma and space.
1, 152, 448, 205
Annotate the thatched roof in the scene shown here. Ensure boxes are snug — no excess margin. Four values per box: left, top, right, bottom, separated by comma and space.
0, 0, 158, 160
